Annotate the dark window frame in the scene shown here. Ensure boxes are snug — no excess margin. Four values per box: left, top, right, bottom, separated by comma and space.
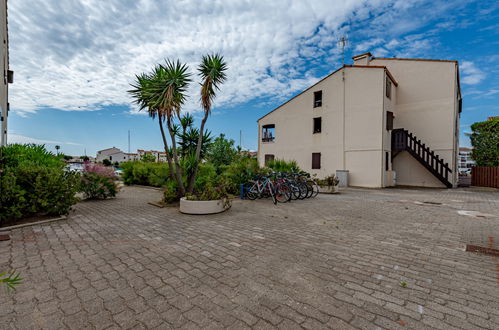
386, 78, 392, 99
386, 111, 394, 131
262, 124, 275, 142
313, 90, 322, 108
264, 154, 275, 166
313, 117, 322, 134
312, 152, 321, 169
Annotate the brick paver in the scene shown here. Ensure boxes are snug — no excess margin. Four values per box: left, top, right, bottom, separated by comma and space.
0, 186, 498, 329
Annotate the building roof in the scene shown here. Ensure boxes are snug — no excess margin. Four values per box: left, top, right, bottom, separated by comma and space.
98, 147, 120, 152
257, 65, 398, 122
373, 57, 458, 63
459, 147, 472, 151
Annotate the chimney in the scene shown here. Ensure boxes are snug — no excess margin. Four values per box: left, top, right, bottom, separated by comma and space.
352, 52, 372, 66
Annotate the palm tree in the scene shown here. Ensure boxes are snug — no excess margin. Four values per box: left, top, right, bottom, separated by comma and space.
55, 145, 60, 154
186, 54, 227, 193
129, 71, 175, 180
128, 60, 191, 195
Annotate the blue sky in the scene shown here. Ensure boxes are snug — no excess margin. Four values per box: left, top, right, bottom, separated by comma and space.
7, 0, 499, 156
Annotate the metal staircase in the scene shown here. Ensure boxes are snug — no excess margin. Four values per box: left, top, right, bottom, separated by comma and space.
391, 129, 453, 188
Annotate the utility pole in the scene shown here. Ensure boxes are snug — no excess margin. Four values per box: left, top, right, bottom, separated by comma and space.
128, 130, 131, 153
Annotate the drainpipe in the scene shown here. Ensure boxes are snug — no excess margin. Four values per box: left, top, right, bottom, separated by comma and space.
342, 67, 346, 170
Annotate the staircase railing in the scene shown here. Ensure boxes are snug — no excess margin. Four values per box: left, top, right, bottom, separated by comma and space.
391, 129, 452, 188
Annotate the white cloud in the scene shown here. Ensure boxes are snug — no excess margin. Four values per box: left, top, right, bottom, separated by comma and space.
8, 133, 82, 146
8, 0, 466, 115
460, 61, 485, 85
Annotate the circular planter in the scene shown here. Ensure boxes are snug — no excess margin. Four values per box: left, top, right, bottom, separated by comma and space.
319, 185, 339, 194
179, 197, 231, 215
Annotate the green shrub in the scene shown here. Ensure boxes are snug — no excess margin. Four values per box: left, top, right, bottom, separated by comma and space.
221, 156, 269, 193
317, 174, 339, 187
266, 158, 301, 173
121, 161, 171, 187
470, 117, 499, 167
80, 163, 119, 199
0, 144, 80, 224
102, 159, 112, 166
162, 180, 178, 204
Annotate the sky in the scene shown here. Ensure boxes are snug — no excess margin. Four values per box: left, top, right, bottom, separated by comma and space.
7, 0, 499, 156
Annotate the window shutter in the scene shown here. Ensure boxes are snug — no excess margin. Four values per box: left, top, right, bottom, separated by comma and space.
312, 153, 321, 169
386, 111, 394, 130
264, 154, 275, 166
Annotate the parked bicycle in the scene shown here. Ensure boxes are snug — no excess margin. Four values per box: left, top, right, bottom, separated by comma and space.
245, 171, 319, 204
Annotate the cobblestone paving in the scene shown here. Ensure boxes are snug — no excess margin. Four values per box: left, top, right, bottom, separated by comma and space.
0, 186, 498, 329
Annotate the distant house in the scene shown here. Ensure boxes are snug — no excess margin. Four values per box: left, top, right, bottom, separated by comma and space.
258, 52, 461, 188
125, 153, 140, 161
458, 147, 475, 172
96, 147, 129, 164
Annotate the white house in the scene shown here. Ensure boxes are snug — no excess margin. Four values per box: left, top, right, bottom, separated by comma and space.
258, 52, 461, 188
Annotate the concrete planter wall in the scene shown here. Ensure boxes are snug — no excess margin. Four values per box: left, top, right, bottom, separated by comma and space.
319, 185, 339, 194
179, 197, 230, 215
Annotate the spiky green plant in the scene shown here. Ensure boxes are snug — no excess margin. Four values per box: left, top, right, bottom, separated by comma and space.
1, 271, 22, 291
187, 54, 228, 193
128, 60, 192, 196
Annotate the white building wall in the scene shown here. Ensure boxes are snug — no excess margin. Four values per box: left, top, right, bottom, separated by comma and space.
0, 0, 9, 146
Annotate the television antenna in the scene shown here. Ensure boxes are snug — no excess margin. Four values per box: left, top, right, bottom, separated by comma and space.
338, 36, 349, 66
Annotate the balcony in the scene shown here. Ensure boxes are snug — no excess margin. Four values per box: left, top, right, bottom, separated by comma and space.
262, 124, 275, 143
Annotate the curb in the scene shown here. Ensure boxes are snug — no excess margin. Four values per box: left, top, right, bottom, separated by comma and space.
0, 215, 68, 231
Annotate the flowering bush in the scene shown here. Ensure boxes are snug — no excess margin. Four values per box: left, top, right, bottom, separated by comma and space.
80, 162, 119, 199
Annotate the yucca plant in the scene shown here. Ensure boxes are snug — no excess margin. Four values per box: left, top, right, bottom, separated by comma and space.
129, 60, 192, 196
186, 54, 228, 193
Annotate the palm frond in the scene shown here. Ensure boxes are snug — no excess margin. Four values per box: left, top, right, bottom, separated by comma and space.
198, 54, 228, 114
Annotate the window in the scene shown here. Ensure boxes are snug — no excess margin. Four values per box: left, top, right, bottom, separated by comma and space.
314, 91, 322, 108
386, 111, 394, 130
264, 154, 275, 166
262, 124, 275, 142
312, 153, 321, 169
385, 152, 390, 171
109, 156, 112, 160
313, 117, 322, 134
386, 79, 392, 99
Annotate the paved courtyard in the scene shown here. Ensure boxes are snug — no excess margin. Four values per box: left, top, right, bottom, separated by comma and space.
0, 186, 498, 330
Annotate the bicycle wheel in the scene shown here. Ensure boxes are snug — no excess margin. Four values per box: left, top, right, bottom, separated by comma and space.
310, 181, 320, 198
275, 183, 291, 203
289, 184, 300, 200
246, 182, 258, 200
304, 182, 314, 198
297, 182, 308, 199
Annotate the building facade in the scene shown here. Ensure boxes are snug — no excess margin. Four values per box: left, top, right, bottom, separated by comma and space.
258, 52, 461, 188
0, 0, 11, 146
97, 148, 165, 163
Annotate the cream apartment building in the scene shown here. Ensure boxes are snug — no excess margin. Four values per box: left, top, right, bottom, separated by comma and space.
258, 52, 461, 188
0, 0, 12, 146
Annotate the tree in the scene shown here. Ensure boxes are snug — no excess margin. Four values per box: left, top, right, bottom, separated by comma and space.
206, 134, 238, 171
80, 156, 90, 161
102, 159, 112, 166
63, 155, 72, 161
141, 153, 156, 162
470, 117, 499, 167
186, 54, 228, 192
55, 145, 60, 154
129, 60, 191, 196
178, 128, 212, 158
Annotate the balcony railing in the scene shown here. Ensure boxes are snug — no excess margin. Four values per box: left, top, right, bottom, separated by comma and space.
262, 137, 275, 143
